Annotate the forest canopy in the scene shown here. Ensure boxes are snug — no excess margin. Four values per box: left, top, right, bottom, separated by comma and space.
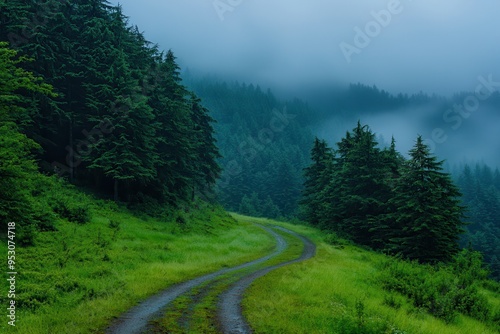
0, 0, 220, 205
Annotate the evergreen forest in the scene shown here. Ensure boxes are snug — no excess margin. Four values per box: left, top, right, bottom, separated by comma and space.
1, 0, 220, 239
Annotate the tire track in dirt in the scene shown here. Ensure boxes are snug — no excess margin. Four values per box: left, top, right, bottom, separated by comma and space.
217, 226, 316, 334
105, 225, 286, 334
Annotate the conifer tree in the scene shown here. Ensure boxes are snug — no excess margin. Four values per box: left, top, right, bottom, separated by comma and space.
188, 94, 221, 198
388, 136, 464, 263
301, 138, 334, 226
84, 44, 159, 202
327, 122, 391, 245
147, 51, 196, 204
0, 43, 55, 241
368, 137, 405, 248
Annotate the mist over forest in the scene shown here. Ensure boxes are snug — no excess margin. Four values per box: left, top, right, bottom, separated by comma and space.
110, 0, 500, 170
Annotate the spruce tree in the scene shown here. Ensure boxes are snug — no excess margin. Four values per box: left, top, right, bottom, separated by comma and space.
326, 122, 391, 246
147, 51, 196, 204
388, 136, 465, 263
301, 138, 334, 226
0, 43, 56, 241
369, 137, 404, 249
85, 46, 159, 202
188, 94, 221, 198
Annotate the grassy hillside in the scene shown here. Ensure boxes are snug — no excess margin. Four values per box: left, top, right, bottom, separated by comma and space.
2, 182, 499, 333
243, 218, 500, 334
0, 179, 276, 334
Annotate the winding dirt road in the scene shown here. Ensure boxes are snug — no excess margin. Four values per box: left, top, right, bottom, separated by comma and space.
217, 227, 316, 333
105, 225, 315, 334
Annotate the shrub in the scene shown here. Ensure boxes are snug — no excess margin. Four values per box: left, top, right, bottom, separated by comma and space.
380, 255, 492, 323
324, 232, 350, 247
383, 293, 403, 310
16, 223, 37, 246
52, 197, 91, 224
16, 283, 57, 310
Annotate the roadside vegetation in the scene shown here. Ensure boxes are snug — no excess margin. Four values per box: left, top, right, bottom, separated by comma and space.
245, 219, 500, 334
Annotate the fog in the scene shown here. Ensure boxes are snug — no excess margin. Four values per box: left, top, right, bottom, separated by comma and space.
110, 0, 500, 167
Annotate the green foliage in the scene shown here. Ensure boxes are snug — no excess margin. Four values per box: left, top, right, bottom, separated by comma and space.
0, 43, 56, 244
300, 137, 334, 226
323, 232, 350, 248
383, 293, 403, 310
52, 197, 91, 225
355, 298, 366, 327
238, 192, 262, 217
380, 249, 492, 323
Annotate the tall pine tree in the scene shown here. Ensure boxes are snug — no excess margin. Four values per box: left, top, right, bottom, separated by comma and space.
301, 137, 333, 226
387, 136, 464, 263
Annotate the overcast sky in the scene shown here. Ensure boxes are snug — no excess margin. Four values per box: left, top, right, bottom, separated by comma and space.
108, 0, 500, 96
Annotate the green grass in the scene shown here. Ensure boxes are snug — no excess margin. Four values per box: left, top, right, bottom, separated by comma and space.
243, 219, 500, 334
0, 184, 276, 334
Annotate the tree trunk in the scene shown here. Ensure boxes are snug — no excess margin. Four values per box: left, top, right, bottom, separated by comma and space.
69, 116, 74, 183
114, 178, 119, 202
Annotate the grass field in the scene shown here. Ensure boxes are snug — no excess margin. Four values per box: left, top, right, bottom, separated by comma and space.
244, 219, 500, 334
0, 187, 276, 334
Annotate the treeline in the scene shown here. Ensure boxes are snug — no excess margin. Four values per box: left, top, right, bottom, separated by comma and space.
301, 122, 465, 263
0, 0, 220, 204
185, 77, 314, 218
457, 163, 500, 279
333, 83, 443, 115
303, 82, 448, 124
0, 1, 220, 240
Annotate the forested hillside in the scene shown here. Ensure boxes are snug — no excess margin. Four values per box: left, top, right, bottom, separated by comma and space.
0, 1, 220, 242
457, 164, 500, 279
185, 76, 314, 218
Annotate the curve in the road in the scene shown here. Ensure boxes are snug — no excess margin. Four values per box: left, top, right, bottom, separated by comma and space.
217, 226, 316, 334
105, 225, 287, 334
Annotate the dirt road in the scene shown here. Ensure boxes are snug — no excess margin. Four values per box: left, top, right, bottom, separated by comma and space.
217, 226, 316, 333
105, 225, 315, 334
